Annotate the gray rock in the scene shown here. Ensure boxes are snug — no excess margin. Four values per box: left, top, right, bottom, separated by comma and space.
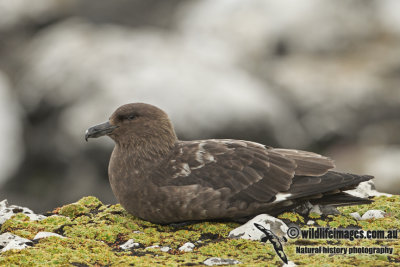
349, 212, 362, 221
178, 242, 195, 252
160, 246, 170, 252
347, 180, 393, 199
203, 257, 241, 266
0, 199, 46, 225
309, 204, 322, 215
319, 205, 340, 215
119, 239, 140, 250
0, 233, 21, 247
306, 220, 315, 225
361, 210, 386, 220
33, 232, 65, 240
0, 200, 7, 211
228, 214, 288, 241
0, 233, 32, 253
2, 240, 30, 253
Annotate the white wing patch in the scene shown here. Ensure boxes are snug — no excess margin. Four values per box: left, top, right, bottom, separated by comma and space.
172, 140, 260, 178
273, 192, 292, 202
191, 142, 216, 170
172, 163, 191, 178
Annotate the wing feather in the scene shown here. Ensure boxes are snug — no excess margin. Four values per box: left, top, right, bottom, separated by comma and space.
155, 140, 341, 206
158, 140, 297, 203
273, 148, 335, 176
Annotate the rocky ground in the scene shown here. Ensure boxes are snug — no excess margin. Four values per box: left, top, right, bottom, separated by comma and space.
1, 191, 399, 266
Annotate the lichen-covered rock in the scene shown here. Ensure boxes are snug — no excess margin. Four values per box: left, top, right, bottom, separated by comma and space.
0, 233, 32, 252
0, 199, 46, 224
0, 195, 399, 266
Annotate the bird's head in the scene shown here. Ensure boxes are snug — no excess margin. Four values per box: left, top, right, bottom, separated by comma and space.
85, 103, 177, 151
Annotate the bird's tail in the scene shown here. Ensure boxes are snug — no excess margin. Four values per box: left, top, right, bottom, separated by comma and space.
264, 171, 374, 215
309, 192, 372, 206
287, 171, 373, 201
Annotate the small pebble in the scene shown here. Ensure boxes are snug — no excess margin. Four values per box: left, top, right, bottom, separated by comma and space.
160, 246, 170, 252
306, 220, 315, 225
203, 257, 241, 266
119, 239, 140, 250
178, 242, 195, 252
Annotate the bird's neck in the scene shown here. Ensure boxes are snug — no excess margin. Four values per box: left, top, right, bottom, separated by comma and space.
115, 135, 177, 167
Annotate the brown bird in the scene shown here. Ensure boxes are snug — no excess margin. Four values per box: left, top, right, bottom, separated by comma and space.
85, 103, 373, 224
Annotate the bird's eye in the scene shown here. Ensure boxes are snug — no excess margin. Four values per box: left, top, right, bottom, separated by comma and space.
127, 114, 138, 120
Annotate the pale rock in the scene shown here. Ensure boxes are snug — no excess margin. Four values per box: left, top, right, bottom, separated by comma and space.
33, 232, 65, 240
361, 210, 386, 220
203, 257, 241, 266
0, 199, 46, 225
309, 204, 322, 215
349, 212, 362, 221
228, 214, 288, 240
178, 242, 195, 252
347, 180, 393, 199
160, 246, 170, 252
119, 239, 140, 250
0, 233, 32, 253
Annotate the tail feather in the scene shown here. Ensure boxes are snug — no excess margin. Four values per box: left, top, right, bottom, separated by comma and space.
287, 171, 373, 200
309, 192, 373, 206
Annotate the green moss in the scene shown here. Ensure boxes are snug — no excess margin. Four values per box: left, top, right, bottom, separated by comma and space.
58, 204, 90, 219
309, 212, 321, 219
278, 212, 305, 223
327, 215, 358, 228
1, 195, 399, 266
76, 196, 103, 208
315, 219, 328, 227
1, 213, 71, 239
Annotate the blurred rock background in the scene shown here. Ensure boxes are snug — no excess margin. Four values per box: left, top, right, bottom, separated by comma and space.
0, 0, 399, 213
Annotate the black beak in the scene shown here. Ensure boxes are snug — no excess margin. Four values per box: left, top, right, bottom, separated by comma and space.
85, 121, 119, 141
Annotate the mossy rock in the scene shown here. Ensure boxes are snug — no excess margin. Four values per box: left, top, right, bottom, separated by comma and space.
1, 195, 399, 266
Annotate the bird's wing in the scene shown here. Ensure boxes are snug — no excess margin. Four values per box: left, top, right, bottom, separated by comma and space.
272, 148, 335, 176
155, 139, 335, 203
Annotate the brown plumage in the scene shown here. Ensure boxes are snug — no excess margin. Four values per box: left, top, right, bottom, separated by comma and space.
85, 103, 373, 224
